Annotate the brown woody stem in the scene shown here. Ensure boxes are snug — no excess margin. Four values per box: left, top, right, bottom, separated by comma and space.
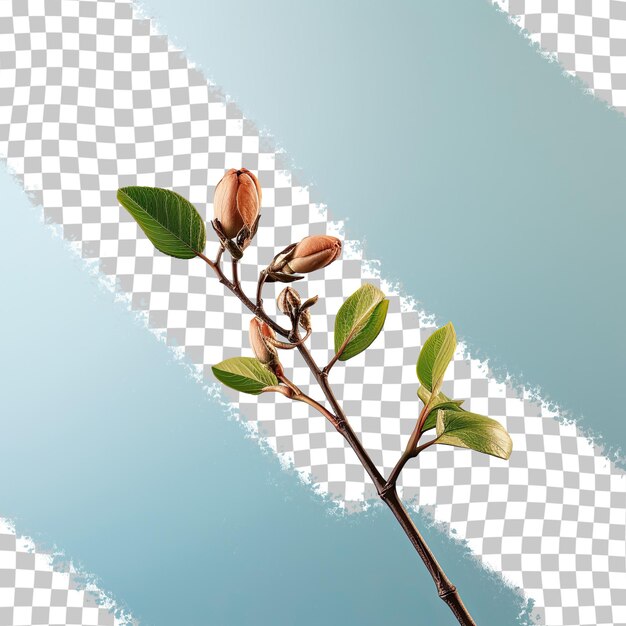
256, 270, 267, 308
197, 250, 477, 626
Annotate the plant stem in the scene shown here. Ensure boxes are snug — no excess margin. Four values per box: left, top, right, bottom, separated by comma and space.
297, 343, 476, 625
323, 349, 341, 375
406, 399, 431, 454
198, 251, 290, 335
198, 251, 477, 626
256, 270, 267, 308
382, 486, 476, 625
231, 258, 240, 286
276, 373, 340, 429
385, 438, 438, 488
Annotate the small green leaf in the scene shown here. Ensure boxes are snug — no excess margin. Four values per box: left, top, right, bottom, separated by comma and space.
334, 284, 389, 361
211, 357, 278, 395
416, 322, 457, 392
430, 398, 464, 412
422, 401, 464, 431
117, 186, 206, 259
419, 386, 465, 431
435, 409, 513, 460
418, 386, 464, 411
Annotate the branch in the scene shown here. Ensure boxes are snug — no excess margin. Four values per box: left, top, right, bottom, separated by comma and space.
323, 349, 341, 376
198, 249, 476, 626
256, 270, 267, 308
231, 258, 240, 288
404, 398, 433, 456
198, 251, 290, 337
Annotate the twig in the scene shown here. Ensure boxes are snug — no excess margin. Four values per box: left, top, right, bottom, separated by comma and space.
197, 251, 290, 336
198, 250, 477, 626
322, 350, 341, 376
275, 373, 341, 429
256, 270, 267, 308
385, 438, 439, 489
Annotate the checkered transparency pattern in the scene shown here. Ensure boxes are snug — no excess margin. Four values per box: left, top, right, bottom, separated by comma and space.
0, 1, 625, 625
0, 520, 125, 626
494, 0, 626, 114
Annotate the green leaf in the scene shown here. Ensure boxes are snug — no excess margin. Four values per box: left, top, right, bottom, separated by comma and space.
422, 401, 464, 431
416, 322, 457, 392
211, 357, 278, 395
334, 283, 389, 361
417, 386, 464, 410
117, 186, 206, 259
435, 409, 513, 460
419, 386, 465, 431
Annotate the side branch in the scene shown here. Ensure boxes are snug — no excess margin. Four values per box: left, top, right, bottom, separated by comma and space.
198, 250, 476, 626
198, 252, 290, 337
385, 438, 438, 488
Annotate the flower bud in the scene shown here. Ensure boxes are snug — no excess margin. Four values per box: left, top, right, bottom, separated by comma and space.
213, 168, 262, 239
283, 235, 341, 275
249, 318, 280, 369
277, 286, 301, 318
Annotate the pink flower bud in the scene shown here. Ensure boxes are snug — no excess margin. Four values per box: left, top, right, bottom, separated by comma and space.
249, 318, 278, 366
213, 168, 262, 239
284, 235, 341, 274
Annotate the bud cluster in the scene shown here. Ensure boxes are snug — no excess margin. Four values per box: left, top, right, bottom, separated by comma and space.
211, 168, 342, 388
211, 170, 342, 280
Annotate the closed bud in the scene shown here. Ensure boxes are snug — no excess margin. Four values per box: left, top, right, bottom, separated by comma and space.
277, 286, 301, 318
249, 318, 282, 374
213, 168, 262, 240
301, 295, 319, 311
283, 235, 341, 275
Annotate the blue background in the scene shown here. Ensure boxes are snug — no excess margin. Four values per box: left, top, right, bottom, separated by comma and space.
154, 0, 626, 458
2, 1, 626, 624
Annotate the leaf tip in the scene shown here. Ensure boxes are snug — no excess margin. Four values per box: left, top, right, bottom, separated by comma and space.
501, 432, 513, 460
445, 320, 456, 338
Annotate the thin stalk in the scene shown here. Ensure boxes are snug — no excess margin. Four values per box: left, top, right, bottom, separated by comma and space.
294, 393, 340, 428
323, 349, 341, 375
406, 399, 432, 454
385, 438, 439, 488
231, 258, 240, 287
276, 373, 340, 429
197, 251, 290, 336
198, 251, 477, 626
323, 331, 353, 375
256, 270, 267, 308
